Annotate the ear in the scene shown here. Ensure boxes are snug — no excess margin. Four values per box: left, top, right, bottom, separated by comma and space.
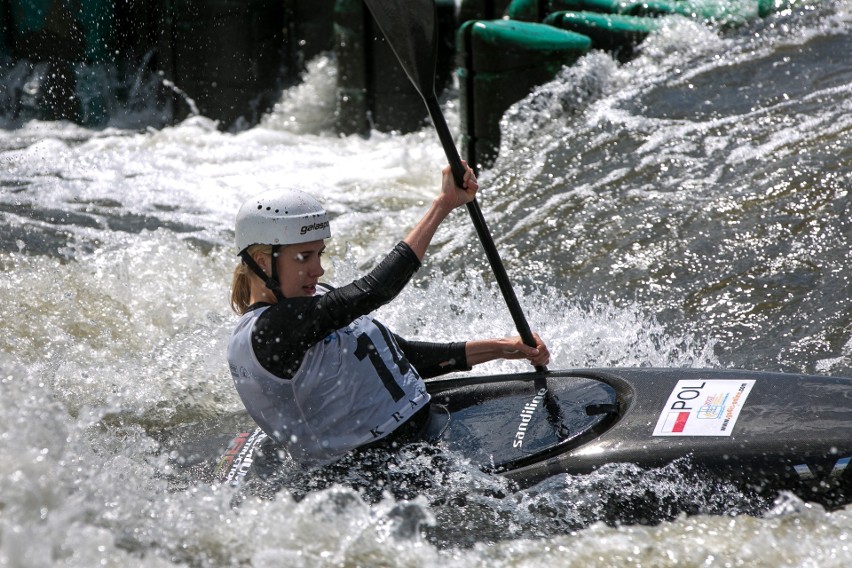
251, 250, 270, 275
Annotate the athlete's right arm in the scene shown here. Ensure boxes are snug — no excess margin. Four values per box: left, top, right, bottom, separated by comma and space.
403, 162, 478, 260
251, 162, 477, 378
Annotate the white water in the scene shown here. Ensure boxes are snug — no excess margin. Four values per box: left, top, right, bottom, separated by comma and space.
2, 2, 852, 565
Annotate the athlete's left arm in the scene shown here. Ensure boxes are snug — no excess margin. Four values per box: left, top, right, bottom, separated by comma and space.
393, 334, 471, 378
464, 334, 550, 368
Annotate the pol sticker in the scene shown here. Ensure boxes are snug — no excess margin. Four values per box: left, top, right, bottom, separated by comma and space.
653, 379, 754, 436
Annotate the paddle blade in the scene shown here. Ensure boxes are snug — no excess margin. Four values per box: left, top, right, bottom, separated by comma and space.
363, 0, 438, 98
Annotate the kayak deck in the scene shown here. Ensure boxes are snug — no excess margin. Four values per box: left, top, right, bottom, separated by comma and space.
162, 368, 852, 509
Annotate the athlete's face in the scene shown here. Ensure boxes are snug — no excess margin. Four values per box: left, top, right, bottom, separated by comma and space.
276, 240, 326, 297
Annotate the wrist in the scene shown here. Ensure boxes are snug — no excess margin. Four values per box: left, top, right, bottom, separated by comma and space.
431, 195, 455, 218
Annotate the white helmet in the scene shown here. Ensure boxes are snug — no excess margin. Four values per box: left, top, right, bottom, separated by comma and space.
235, 189, 331, 255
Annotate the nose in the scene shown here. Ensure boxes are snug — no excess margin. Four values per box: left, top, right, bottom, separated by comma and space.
310, 257, 324, 277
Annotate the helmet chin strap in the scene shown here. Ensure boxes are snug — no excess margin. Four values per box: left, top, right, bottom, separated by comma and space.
240, 245, 284, 302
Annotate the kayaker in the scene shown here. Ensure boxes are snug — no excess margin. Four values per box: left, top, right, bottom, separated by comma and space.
227, 162, 550, 468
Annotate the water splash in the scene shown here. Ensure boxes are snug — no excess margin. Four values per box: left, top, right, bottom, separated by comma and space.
1, 3, 850, 565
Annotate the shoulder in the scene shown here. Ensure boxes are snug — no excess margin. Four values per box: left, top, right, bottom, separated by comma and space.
256, 295, 320, 327
258, 284, 334, 324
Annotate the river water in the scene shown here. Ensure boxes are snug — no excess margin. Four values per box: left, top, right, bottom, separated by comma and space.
1, 1, 851, 566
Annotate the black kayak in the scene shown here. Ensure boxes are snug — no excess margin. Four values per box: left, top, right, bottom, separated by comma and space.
164, 367, 852, 508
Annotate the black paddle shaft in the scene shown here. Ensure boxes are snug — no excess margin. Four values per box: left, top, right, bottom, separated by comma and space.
364, 0, 546, 372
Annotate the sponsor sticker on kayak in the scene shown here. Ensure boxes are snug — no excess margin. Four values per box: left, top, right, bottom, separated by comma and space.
653, 379, 755, 436
214, 427, 268, 485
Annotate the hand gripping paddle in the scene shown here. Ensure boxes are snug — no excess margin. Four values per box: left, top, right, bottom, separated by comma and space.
363, 0, 547, 373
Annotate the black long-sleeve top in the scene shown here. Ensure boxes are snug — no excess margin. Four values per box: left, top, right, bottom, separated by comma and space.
249, 241, 470, 380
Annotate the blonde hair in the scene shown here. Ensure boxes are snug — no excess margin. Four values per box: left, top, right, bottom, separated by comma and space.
230, 244, 273, 315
